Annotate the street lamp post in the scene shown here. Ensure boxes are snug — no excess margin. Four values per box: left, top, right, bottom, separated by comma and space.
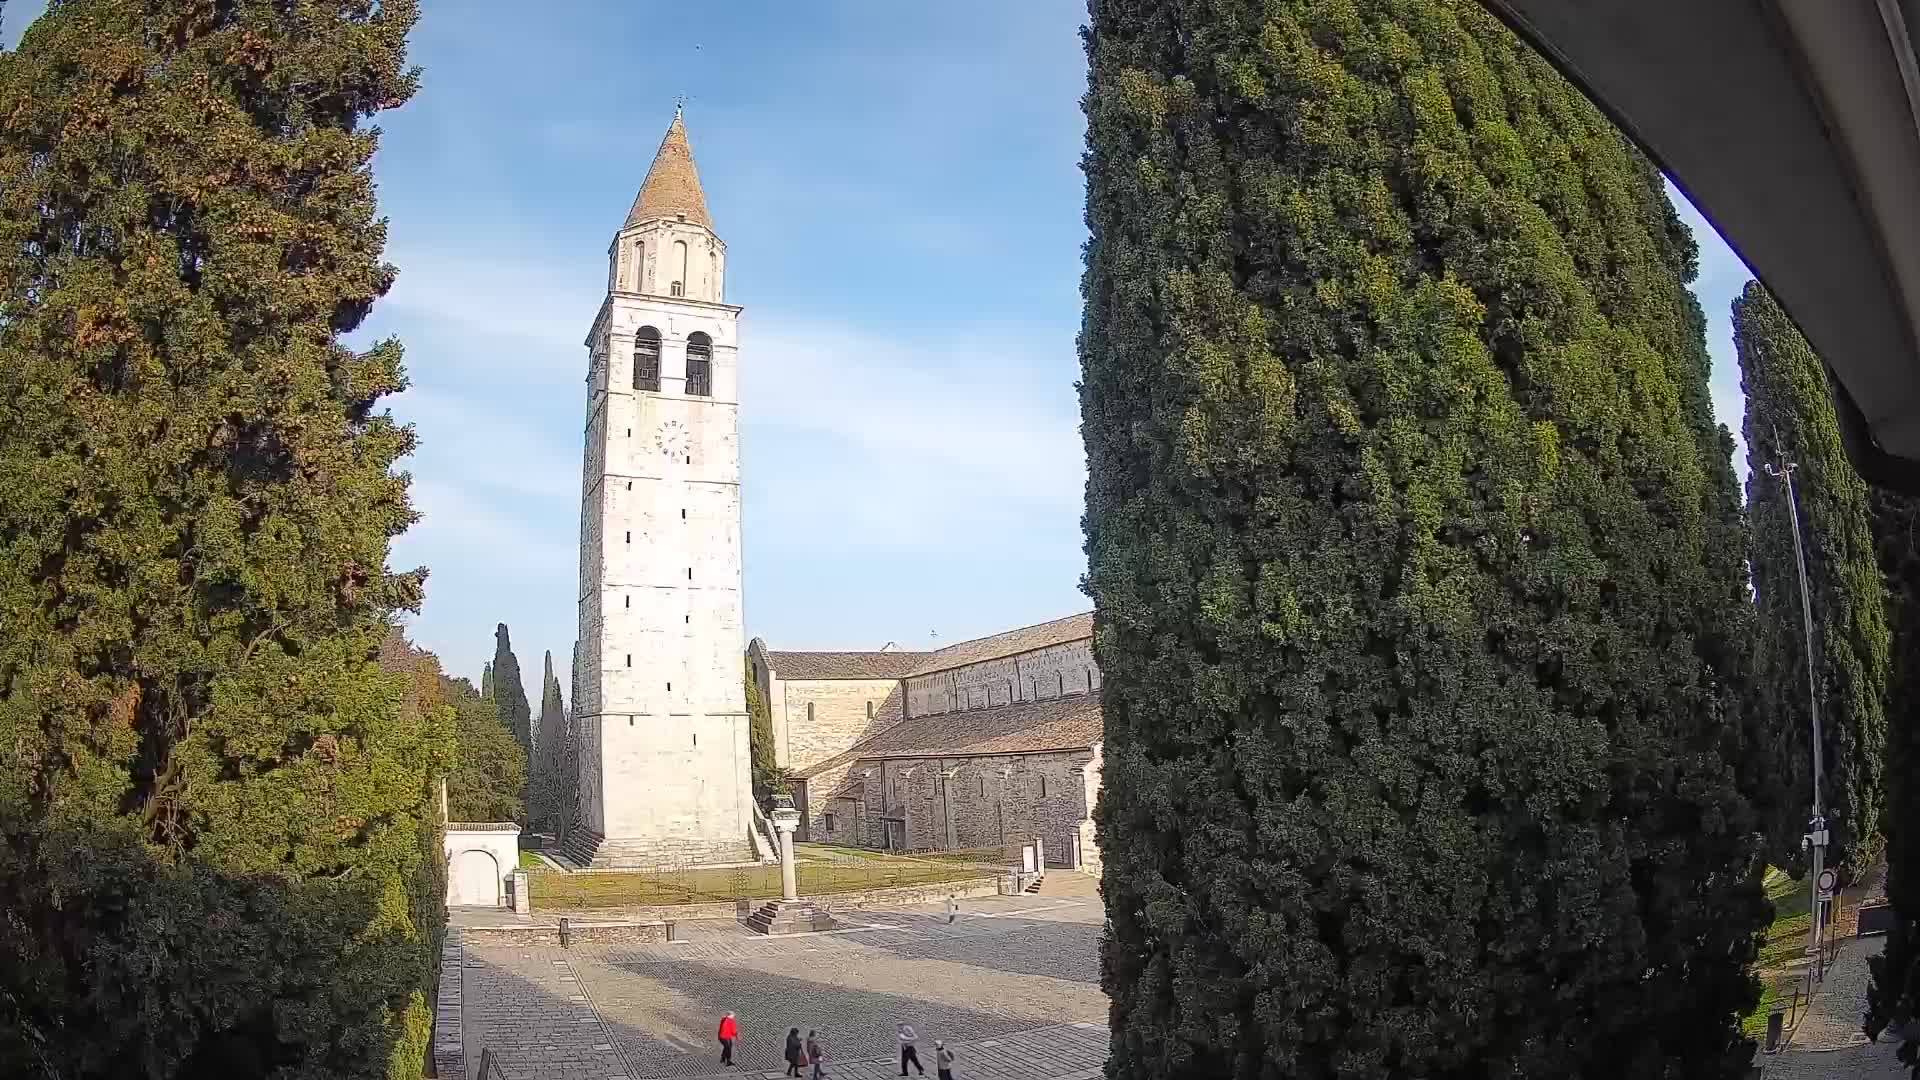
1765, 435, 1829, 981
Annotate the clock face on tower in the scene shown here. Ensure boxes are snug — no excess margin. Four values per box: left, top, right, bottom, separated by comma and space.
654, 420, 689, 460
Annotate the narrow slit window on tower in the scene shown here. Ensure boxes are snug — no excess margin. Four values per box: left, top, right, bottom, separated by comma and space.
633, 240, 645, 290
681, 508, 686, 519
866, 701, 874, 720
633, 326, 662, 391
624, 595, 630, 608
807, 702, 815, 724
667, 682, 671, 692
625, 655, 631, 667
979, 777, 987, 797
1040, 775, 1048, 798
685, 332, 713, 397
674, 239, 689, 292
687, 567, 692, 580
626, 481, 632, 490
625, 531, 631, 543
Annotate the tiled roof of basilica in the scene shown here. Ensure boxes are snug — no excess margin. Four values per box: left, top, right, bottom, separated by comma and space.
795, 693, 1101, 779
763, 650, 929, 681
907, 611, 1093, 677
625, 111, 713, 231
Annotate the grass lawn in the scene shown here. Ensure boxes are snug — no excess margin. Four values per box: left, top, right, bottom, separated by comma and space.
1742, 867, 1816, 1035
518, 849, 548, 871
530, 857, 991, 910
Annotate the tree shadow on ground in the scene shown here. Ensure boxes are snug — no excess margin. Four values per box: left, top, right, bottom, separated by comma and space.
842, 913, 1103, 986
461, 926, 1105, 1080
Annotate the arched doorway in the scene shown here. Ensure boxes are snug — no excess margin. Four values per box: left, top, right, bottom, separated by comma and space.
449, 849, 501, 907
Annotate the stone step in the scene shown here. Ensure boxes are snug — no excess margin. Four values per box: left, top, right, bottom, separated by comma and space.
745, 900, 838, 935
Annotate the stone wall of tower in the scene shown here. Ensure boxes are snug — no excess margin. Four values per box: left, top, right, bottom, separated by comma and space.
613, 218, 725, 303
576, 285, 752, 863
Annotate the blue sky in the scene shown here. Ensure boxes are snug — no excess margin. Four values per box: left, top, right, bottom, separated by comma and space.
5, 1, 1755, 691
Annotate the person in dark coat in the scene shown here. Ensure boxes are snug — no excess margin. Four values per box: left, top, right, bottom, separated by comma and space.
785, 1027, 804, 1077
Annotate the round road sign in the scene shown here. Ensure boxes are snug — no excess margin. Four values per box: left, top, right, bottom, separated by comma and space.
1817, 869, 1838, 896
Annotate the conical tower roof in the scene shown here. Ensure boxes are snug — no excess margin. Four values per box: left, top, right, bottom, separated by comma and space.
624, 110, 713, 231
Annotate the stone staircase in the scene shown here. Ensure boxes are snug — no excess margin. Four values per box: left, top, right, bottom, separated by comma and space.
744, 899, 838, 935
1023, 873, 1046, 894
555, 826, 604, 870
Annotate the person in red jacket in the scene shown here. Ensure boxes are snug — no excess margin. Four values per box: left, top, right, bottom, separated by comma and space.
718, 1011, 738, 1067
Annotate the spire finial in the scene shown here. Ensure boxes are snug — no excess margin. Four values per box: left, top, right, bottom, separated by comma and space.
674, 93, 687, 116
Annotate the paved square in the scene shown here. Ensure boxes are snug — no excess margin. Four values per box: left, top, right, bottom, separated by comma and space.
458, 889, 1109, 1080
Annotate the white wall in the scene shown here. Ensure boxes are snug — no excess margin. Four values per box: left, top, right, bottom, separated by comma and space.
576, 234, 751, 855
444, 825, 520, 908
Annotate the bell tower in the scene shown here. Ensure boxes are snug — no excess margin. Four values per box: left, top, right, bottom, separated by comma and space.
571, 110, 754, 868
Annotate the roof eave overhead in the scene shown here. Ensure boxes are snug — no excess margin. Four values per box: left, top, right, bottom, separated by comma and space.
1476, 0, 1920, 491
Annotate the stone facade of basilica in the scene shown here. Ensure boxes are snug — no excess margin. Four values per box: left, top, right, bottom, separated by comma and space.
751, 613, 1104, 873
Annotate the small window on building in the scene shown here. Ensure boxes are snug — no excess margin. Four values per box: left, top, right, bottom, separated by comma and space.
671, 280, 684, 297
624, 595, 630, 608
633, 326, 661, 391
681, 508, 687, 519
866, 701, 874, 720
824, 812, 836, 832
1039, 775, 1048, 798
686, 332, 713, 397
667, 682, 672, 692
625, 531, 631, 543
625, 655, 631, 667
807, 702, 815, 723
978, 777, 986, 797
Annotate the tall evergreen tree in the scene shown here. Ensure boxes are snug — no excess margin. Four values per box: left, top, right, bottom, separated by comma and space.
746, 657, 783, 803
1868, 492, 1920, 1070
481, 660, 495, 700
490, 623, 532, 754
558, 640, 582, 840
530, 651, 568, 833
444, 678, 525, 825
1080, 2, 1766, 1076
0, 2, 447, 1076
1735, 281, 1889, 880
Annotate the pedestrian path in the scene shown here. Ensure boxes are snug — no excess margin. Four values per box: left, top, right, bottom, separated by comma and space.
663, 1022, 1108, 1080
1759, 936, 1906, 1078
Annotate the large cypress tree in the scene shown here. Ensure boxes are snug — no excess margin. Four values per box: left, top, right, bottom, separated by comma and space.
1868, 491, 1920, 1067
1735, 281, 1889, 880
491, 622, 533, 754
1080, 2, 1766, 1076
0, 2, 448, 1076
530, 650, 567, 833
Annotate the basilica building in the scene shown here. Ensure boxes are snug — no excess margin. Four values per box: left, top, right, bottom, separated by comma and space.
750, 612, 1104, 874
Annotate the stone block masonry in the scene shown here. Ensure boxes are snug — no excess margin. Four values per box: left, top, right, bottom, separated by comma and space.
574, 112, 756, 869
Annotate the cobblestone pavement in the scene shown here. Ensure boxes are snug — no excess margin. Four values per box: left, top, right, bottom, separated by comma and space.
461, 892, 1108, 1079
1757, 937, 1908, 1080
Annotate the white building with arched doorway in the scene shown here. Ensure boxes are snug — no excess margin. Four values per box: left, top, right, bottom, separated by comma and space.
444, 823, 520, 908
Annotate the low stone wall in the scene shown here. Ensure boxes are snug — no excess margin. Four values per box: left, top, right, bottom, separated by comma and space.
461, 920, 671, 946
816, 877, 1003, 912
432, 930, 465, 1080
531, 876, 1003, 919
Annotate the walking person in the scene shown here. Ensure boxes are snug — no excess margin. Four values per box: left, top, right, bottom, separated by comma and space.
785, 1027, 803, 1077
717, 1011, 738, 1067
935, 1040, 955, 1080
897, 1022, 925, 1075
945, 894, 958, 924
806, 1029, 826, 1079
